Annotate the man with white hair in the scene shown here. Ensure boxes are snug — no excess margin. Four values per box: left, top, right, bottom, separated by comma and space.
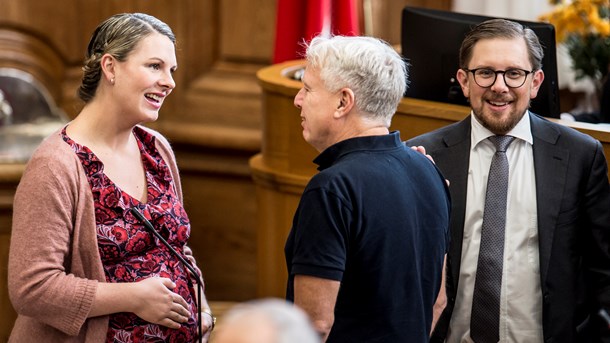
285, 35, 451, 342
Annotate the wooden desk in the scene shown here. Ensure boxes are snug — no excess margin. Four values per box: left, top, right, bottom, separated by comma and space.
251, 60, 610, 298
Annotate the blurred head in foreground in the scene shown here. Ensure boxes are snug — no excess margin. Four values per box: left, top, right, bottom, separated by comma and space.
213, 298, 320, 343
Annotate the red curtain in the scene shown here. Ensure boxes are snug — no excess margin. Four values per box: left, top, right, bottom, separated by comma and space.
273, 0, 360, 64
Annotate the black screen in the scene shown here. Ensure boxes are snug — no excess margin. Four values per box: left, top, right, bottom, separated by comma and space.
401, 7, 560, 118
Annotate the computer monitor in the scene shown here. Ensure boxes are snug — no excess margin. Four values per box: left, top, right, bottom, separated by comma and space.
401, 6, 560, 118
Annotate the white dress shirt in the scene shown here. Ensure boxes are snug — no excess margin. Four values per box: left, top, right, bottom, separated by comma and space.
446, 112, 544, 343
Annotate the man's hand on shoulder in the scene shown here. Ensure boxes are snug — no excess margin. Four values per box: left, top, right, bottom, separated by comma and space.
410, 145, 450, 187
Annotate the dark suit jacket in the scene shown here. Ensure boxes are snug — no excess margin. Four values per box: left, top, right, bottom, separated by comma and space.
407, 113, 610, 343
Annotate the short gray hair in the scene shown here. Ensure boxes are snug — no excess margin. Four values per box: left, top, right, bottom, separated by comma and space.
304, 35, 408, 126
221, 298, 320, 343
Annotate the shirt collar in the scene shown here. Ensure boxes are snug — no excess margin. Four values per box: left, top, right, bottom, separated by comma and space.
314, 131, 402, 170
471, 110, 533, 149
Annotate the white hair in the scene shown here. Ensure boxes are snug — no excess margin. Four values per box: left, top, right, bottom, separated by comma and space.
305, 35, 408, 126
221, 298, 320, 343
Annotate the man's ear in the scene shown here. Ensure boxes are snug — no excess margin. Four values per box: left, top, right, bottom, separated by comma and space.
334, 88, 355, 118
101, 53, 116, 84
530, 69, 545, 99
456, 69, 470, 99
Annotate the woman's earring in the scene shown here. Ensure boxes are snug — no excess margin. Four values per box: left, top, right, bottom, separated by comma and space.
111, 78, 115, 85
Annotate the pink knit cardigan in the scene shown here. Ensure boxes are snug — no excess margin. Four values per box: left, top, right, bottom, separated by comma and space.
8, 126, 197, 342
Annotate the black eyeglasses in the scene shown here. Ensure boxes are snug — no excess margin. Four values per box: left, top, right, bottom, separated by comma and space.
464, 68, 534, 88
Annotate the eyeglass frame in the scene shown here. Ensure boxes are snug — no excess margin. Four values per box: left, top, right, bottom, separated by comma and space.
463, 68, 535, 89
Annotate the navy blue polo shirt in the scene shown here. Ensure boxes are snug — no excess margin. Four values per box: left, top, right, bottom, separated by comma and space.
285, 131, 450, 342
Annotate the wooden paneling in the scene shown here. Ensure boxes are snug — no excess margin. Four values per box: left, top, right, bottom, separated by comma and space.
366, 0, 451, 43
220, 0, 275, 62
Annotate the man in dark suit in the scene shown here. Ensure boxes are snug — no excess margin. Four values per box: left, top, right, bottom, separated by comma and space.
407, 19, 610, 342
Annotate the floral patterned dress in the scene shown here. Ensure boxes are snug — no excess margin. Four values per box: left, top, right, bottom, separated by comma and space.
62, 126, 198, 342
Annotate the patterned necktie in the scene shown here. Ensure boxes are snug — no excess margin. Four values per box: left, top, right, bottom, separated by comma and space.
470, 135, 515, 343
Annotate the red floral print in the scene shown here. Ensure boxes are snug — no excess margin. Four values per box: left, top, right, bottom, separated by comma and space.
63, 126, 199, 342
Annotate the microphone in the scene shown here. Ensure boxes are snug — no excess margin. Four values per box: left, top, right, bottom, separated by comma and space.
130, 207, 203, 343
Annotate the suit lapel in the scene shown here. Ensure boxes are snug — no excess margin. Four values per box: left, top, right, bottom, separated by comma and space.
432, 117, 472, 288
530, 114, 569, 284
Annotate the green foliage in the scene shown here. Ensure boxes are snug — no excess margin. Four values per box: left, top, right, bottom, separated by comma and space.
566, 33, 610, 81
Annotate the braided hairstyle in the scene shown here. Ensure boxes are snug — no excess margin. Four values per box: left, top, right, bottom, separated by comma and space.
78, 13, 176, 103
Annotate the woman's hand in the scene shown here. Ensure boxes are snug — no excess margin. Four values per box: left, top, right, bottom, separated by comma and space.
91, 277, 191, 330
132, 277, 191, 329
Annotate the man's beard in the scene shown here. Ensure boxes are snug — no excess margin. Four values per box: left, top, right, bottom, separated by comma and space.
471, 96, 529, 135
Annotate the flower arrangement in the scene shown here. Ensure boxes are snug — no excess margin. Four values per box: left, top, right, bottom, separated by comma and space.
539, 0, 610, 82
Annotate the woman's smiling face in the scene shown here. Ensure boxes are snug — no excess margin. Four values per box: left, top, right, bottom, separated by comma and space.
112, 32, 177, 123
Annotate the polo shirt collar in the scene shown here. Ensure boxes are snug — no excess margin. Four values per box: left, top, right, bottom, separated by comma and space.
314, 131, 402, 171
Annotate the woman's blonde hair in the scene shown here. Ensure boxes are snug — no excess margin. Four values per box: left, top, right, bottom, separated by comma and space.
78, 13, 175, 103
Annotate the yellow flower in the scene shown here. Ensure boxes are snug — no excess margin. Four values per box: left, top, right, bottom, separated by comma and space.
539, 0, 610, 42
540, 0, 610, 81
596, 20, 610, 35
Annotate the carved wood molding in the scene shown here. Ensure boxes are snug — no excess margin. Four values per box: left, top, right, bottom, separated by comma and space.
249, 154, 309, 194
150, 121, 261, 152
0, 27, 66, 104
